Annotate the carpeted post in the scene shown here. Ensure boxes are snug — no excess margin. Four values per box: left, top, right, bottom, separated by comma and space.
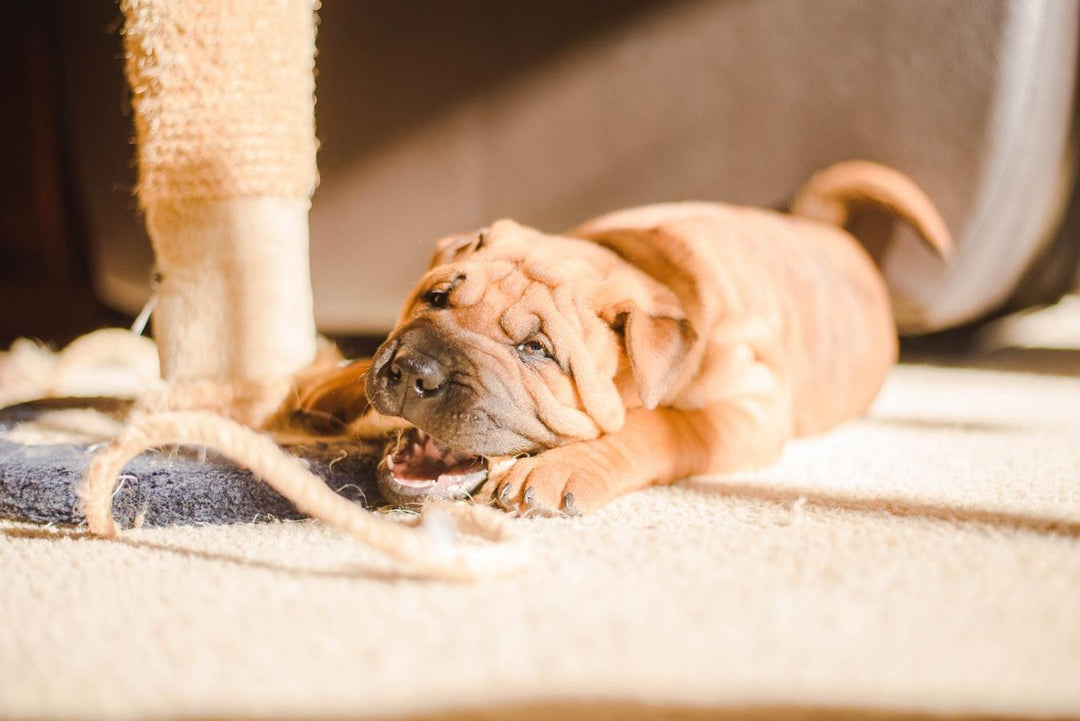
122, 0, 320, 425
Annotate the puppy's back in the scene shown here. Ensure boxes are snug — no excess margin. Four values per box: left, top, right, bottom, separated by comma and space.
576, 199, 899, 435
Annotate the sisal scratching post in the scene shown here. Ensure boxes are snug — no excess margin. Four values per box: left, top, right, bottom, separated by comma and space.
123, 0, 319, 424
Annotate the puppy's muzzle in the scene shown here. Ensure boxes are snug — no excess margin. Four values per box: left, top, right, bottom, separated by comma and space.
368, 321, 554, 457
367, 323, 462, 423
386, 345, 448, 400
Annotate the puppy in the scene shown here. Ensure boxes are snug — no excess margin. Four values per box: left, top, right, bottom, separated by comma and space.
305, 161, 950, 514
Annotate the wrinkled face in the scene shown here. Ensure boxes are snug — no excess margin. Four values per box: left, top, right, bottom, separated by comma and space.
366, 220, 632, 456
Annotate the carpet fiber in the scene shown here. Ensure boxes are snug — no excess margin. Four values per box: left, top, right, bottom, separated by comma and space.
2, 355, 1078, 720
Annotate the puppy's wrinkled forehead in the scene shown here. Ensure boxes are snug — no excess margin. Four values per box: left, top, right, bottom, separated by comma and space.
408, 219, 610, 334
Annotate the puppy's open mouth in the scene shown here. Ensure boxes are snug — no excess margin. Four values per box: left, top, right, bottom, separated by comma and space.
378, 427, 487, 506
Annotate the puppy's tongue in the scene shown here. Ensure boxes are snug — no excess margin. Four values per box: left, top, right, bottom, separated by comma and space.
379, 428, 486, 506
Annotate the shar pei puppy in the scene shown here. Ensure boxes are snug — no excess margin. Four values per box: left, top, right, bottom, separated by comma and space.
293, 161, 951, 514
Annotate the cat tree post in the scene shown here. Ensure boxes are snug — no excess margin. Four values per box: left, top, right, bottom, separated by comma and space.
122, 0, 319, 423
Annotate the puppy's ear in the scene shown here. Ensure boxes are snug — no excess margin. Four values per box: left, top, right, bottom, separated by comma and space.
610, 303, 697, 409
428, 228, 490, 268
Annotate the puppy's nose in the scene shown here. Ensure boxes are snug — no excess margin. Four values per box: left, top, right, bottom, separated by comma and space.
387, 346, 448, 398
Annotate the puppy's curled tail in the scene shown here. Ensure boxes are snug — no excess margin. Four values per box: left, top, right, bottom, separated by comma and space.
791, 160, 953, 259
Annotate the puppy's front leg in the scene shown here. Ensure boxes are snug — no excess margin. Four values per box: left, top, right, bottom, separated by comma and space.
492, 396, 788, 514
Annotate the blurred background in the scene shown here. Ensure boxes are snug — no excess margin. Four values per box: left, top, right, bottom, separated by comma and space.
2, 0, 1078, 350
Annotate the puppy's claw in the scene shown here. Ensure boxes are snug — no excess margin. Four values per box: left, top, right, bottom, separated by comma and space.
522, 487, 536, 509
562, 493, 579, 516
497, 482, 516, 509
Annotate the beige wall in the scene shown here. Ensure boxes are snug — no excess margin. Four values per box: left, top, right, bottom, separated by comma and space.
63, 0, 1078, 335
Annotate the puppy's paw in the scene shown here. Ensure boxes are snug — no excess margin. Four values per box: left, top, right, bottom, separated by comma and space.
491, 446, 620, 516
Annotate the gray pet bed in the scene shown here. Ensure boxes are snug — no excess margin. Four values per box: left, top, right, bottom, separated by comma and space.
0, 398, 384, 528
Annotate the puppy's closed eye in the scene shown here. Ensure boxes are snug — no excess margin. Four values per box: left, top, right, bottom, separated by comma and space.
422, 275, 465, 309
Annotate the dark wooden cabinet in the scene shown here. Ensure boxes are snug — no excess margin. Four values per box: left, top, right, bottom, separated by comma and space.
0, 2, 115, 347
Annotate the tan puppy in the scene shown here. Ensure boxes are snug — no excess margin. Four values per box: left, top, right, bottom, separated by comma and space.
307, 161, 951, 514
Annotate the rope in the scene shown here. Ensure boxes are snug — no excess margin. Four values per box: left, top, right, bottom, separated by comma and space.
79, 411, 526, 582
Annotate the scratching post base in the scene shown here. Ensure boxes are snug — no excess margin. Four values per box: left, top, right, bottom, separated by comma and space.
0, 398, 381, 528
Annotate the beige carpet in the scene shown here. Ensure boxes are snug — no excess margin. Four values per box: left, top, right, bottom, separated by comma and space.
2, 348, 1079, 719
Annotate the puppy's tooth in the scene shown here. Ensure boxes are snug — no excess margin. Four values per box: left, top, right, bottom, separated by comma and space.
385, 456, 395, 470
